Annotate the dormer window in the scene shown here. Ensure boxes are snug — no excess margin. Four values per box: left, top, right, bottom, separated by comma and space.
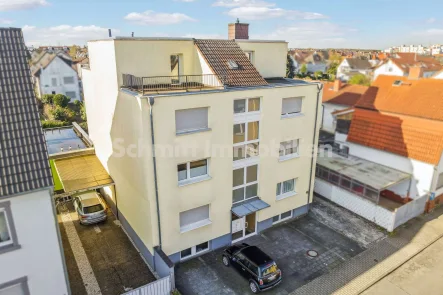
227, 60, 239, 70
393, 80, 402, 86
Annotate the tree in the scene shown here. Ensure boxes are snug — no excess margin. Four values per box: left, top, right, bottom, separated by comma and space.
286, 54, 296, 78
41, 94, 54, 105
69, 45, 79, 58
53, 94, 70, 108
348, 74, 371, 86
300, 64, 308, 75
329, 52, 342, 64
327, 62, 339, 77
51, 106, 67, 121
314, 70, 323, 79
80, 103, 87, 121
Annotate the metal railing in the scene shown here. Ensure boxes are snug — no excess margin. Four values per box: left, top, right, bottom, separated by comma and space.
122, 275, 172, 295
122, 73, 224, 94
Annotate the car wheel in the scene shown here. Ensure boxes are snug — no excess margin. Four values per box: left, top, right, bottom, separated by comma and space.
249, 281, 259, 294
222, 255, 230, 267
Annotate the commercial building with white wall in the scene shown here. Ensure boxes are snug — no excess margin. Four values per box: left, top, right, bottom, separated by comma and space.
0, 28, 69, 295
82, 22, 322, 277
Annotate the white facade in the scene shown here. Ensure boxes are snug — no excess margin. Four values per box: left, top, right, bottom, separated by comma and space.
322, 103, 347, 134
399, 45, 426, 54
336, 59, 371, 82
0, 189, 69, 295
373, 60, 405, 80
36, 56, 81, 101
434, 71, 443, 79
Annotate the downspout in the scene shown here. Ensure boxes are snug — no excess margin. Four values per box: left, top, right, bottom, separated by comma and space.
148, 96, 162, 250
307, 83, 324, 207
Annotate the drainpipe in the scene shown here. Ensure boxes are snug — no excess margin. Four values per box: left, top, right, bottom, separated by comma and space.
148, 96, 162, 250
307, 83, 324, 207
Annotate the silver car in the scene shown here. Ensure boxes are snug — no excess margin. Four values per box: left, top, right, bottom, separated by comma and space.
73, 191, 107, 225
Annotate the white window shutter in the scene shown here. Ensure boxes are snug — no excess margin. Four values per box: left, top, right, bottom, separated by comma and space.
176, 108, 208, 132
282, 97, 302, 115
180, 205, 209, 227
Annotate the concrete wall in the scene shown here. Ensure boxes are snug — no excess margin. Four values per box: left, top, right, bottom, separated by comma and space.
38, 56, 80, 101
322, 103, 347, 133
236, 41, 287, 78
433, 152, 443, 197
0, 190, 69, 294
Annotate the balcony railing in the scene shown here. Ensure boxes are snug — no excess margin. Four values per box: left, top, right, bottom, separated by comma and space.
122, 74, 224, 95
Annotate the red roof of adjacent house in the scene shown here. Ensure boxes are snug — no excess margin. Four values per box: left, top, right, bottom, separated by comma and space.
386, 53, 443, 73
355, 75, 443, 121
347, 109, 443, 165
322, 82, 369, 106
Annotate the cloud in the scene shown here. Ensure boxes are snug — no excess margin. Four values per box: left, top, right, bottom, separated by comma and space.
0, 18, 13, 24
414, 28, 443, 36
22, 25, 119, 46
213, 0, 274, 7
254, 22, 355, 48
227, 6, 326, 20
426, 17, 436, 24
0, 0, 48, 11
124, 10, 196, 25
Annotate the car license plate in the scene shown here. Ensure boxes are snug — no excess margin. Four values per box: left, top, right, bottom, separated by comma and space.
269, 274, 276, 281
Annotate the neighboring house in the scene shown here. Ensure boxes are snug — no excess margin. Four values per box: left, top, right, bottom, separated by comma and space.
289, 50, 328, 74
433, 70, 443, 79
336, 58, 373, 81
82, 22, 322, 277
31, 51, 81, 101
74, 57, 89, 79
0, 28, 69, 294
374, 52, 442, 80
321, 80, 368, 134
315, 75, 443, 231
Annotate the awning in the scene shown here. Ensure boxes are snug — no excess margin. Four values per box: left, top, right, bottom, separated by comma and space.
231, 197, 270, 217
53, 154, 114, 197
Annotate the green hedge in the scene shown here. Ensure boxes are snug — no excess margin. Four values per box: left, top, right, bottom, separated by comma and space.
41, 120, 70, 129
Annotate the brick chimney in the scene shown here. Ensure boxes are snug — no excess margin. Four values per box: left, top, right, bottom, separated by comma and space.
333, 79, 342, 92
408, 65, 424, 80
228, 19, 249, 40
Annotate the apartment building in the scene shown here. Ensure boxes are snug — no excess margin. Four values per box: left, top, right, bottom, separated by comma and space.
0, 28, 69, 294
82, 23, 322, 276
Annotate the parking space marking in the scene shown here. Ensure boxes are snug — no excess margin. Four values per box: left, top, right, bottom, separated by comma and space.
61, 211, 102, 295
94, 225, 101, 233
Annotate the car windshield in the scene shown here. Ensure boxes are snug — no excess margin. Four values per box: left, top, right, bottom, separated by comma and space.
260, 262, 277, 276
83, 204, 104, 214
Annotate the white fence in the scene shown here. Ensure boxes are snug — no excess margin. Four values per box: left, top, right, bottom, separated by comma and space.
122, 275, 172, 295
393, 194, 427, 228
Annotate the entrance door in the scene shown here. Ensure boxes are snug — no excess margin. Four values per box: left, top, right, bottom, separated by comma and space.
231, 212, 256, 243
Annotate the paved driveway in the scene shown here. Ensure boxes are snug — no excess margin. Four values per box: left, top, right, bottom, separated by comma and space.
57, 202, 156, 295
175, 213, 366, 295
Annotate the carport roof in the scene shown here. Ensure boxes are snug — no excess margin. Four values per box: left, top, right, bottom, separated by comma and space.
54, 154, 114, 195
317, 150, 411, 190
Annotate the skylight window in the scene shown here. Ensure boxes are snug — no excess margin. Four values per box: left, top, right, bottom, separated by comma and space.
393, 80, 402, 86
227, 60, 239, 70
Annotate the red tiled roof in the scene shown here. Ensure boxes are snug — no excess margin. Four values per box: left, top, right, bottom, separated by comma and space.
389, 53, 442, 73
356, 75, 443, 121
194, 39, 267, 87
348, 109, 443, 164
322, 82, 369, 106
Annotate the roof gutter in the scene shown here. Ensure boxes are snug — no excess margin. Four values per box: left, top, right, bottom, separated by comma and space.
307, 83, 324, 206
147, 96, 162, 250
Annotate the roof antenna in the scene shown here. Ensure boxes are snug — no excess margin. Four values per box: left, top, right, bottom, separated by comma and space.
131, 32, 134, 37
236, 18, 240, 24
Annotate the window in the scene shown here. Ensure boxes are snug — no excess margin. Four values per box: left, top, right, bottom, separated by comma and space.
0, 277, 29, 295
51, 77, 57, 86
227, 60, 239, 69
245, 51, 254, 63
63, 76, 75, 84
65, 91, 76, 99
319, 167, 329, 180
437, 173, 443, 190
0, 201, 19, 253
232, 165, 258, 203
364, 187, 378, 201
233, 97, 260, 114
276, 179, 296, 200
177, 159, 208, 183
351, 181, 365, 195
329, 172, 340, 184
179, 205, 211, 233
279, 139, 299, 158
233, 121, 259, 161
180, 241, 209, 260
170, 54, 183, 78
272, 210, 293, 224
282, 97, 303, 116
340, 176, 351, 189
176, 108, 209, 134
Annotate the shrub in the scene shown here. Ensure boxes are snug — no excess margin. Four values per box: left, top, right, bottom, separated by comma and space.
41, 120, 70, 129
41, 94, 54, 105
348, 74, 371, 86
50, 107, 75, 121
80, 103, 87, 121
53, 94, 70, 107
79, 122, 88, 132
73, 100, 82, 107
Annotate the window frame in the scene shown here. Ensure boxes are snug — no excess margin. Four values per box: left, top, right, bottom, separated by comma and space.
180, 241, 210, 260
179, 204, 211, 233
279, 139, 300, 160
177, 159, 210, 186
232, 164, 259, 204
276, 178, 297, 200
233, 97, 260, 114
272, 210, 293, 224
233, 121, 260, 161
63, 76, 75, 85
281, 97, 303, 118
0, 201, 20, 254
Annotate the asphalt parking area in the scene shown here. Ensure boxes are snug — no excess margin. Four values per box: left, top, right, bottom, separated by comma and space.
57, 202, 156, 295
175, 205, 370, 295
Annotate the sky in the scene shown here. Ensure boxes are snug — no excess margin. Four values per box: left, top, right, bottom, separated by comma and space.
2, 0, 443, 49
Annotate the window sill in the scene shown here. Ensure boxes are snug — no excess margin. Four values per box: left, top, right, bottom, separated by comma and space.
180, 219, 212, 233
276, 191, 297, 201
0, 244, 21, 255
279, 154, 300, 162
281, 113, 304, 120
176, 128, 211, 136
178, 175, 212, 187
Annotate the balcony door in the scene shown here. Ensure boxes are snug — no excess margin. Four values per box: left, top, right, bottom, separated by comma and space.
170, 54, 183, 84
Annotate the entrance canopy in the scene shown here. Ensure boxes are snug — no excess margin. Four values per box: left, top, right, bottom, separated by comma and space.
53, 154, 114, 197
232, 197, 270, 217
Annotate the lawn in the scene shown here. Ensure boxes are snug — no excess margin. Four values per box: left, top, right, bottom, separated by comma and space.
50, 160, 64, 191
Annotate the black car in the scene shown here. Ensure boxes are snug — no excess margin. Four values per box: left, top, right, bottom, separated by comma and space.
222, 243, 282, 293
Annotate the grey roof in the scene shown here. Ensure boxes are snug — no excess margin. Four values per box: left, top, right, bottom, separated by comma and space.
0, 28, 53, 197
345, 58, 372, 70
